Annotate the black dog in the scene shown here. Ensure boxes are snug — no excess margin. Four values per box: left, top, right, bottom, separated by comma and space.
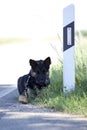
17, 57, 51, 104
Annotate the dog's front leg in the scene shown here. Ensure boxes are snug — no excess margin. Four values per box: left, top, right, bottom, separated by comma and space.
17, 76, 28, 104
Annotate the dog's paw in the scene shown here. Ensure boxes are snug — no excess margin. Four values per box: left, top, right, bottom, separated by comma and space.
19, 95, 28, 104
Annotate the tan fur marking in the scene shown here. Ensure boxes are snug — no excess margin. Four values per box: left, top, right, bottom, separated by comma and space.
31, 69, 36, 77
19, 95, 28, 104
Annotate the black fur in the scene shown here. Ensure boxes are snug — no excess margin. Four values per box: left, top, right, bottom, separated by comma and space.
17, 57, 51, 96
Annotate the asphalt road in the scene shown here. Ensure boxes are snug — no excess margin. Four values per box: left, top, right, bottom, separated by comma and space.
0, 86, 87, 130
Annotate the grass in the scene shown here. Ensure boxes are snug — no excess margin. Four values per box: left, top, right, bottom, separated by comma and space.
0, 35, 87, 116
30, 36, 87, 117
0, 38, 31, 44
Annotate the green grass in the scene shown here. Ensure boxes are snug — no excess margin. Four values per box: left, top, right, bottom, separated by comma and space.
0, 38, 31, 44
1, 36, 87, 116
30, 36, 87, 117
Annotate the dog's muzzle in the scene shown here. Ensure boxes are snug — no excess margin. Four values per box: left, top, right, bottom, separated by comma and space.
36, 77, 50, 87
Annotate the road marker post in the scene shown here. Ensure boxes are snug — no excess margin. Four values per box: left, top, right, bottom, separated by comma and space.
63, 4, 75, 93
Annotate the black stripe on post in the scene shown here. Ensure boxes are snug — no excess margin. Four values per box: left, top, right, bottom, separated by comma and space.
63, 21, 74, 51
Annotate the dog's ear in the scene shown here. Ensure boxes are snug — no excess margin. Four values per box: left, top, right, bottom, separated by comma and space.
44, 57, 51, 67
29, 59, 37, 69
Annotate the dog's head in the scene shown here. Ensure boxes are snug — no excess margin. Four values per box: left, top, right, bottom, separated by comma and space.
29, 57, 51, 88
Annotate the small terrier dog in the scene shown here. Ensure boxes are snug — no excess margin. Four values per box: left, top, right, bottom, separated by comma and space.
17, 57, 51, 104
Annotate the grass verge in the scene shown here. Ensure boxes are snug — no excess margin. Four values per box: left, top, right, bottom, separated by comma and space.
30, 37, 87, 117
0, 38, 31, 44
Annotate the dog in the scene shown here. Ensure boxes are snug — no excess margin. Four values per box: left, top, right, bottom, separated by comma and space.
17, 57, 51, 104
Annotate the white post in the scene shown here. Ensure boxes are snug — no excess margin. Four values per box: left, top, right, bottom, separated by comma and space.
63, 4, 75, 93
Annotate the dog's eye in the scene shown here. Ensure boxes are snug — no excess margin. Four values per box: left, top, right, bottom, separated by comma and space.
37, 70, 40, 74
42, 69, 46, 73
